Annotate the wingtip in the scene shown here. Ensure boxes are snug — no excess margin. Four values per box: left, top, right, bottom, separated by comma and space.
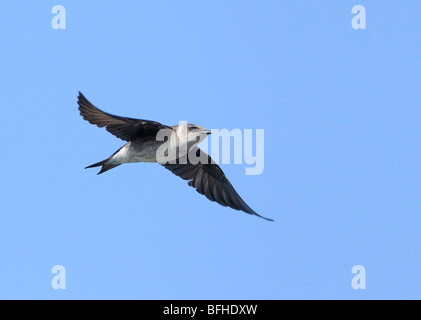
256, 214, 275, 222
77, 91, 86, 103
247, 207, 274, 222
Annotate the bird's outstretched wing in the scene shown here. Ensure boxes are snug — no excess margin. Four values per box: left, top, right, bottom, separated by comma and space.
78, 92, 172, 141
162, 148, 274, 221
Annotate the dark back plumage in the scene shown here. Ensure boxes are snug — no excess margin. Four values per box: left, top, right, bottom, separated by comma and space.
78, 92, 172, 141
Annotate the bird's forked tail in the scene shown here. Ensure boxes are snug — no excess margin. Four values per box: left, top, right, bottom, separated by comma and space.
85, 158, 120, 175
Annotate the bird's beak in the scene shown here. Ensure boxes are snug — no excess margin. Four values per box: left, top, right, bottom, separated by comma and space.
205, 130, 212, 135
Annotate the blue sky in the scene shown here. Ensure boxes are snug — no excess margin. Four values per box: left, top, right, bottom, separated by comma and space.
0, 1, 420, 299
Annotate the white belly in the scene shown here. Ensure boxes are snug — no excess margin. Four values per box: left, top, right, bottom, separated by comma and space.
107, 142, 160, 164
107, 144, 133, 164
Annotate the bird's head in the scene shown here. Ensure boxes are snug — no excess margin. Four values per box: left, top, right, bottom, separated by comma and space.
186, 123, 211, 142
173, 122, 211, 148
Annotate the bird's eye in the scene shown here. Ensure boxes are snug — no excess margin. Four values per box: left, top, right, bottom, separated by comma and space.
190, 126, 198, 131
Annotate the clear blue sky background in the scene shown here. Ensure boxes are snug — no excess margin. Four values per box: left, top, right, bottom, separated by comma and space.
0, 1, 420, 300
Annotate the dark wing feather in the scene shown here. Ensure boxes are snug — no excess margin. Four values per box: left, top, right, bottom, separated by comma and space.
77, 92, 172, 141
162, 148, 274, 221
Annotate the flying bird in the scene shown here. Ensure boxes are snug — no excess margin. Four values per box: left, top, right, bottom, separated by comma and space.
77, 92, 273, 221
